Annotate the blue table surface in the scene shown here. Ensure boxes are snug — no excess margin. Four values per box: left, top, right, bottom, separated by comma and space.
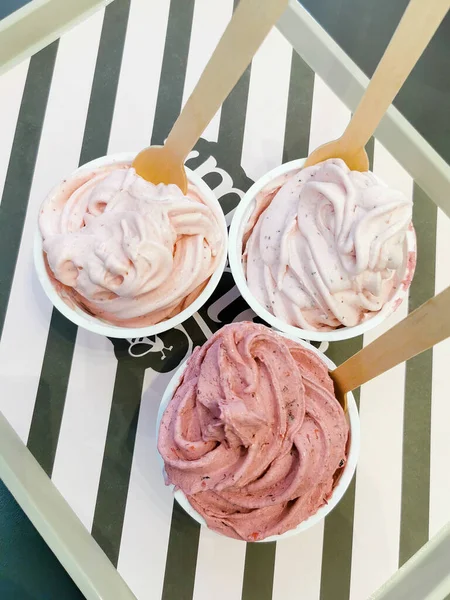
0, 0, 32, 21
0, 481, 84, 599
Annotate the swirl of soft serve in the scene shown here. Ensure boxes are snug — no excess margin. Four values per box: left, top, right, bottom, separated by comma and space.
40, 164, 223, 326
158, 322, 348, 541
244, 158, 413, 331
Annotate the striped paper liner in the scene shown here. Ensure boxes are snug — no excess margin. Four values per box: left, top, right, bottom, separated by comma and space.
0, 1, 449, 599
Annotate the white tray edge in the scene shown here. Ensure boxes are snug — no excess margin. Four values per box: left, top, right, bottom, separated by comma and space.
370, 520, 450, 600
0, 0, 114, 76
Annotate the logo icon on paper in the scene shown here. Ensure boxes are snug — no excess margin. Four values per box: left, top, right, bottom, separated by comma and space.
128, 336, 174, 359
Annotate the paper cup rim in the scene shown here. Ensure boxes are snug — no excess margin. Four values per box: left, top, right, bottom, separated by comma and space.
228, 157, 416, 342
34, 152, 228, 339
156, 330, 360, 542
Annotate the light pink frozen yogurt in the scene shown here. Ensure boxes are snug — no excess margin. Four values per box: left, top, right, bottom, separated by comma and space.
158, 322, 348, 541
39, 163, 224, 327
243, 158, 414, 332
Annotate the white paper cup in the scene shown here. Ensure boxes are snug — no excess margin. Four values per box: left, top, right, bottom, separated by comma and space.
34, 152, 228, 339
228, 158, 417, 342
156, 331, 360, 543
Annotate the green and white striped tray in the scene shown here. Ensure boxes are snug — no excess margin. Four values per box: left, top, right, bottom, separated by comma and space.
1, 1, 450, 599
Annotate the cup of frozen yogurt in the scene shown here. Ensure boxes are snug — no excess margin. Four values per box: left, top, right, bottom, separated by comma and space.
35, 152, 227, 338
157, 322, 359, 542
229, 158, 416, 342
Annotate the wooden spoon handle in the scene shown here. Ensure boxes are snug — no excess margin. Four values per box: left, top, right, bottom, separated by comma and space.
164, 0, 288, 161
332, 285, 450, 394
342, 0, 449, 153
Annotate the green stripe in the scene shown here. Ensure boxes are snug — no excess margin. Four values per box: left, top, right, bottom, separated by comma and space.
216, 0, 252, 168
27, 312, 77, 476
319, 337, 362, 600
161, 317, 206, 600
366, 137, 374, 169
399, 184, 437, 565
150, 0, 196, 147
319, 139, 374, 600
161, 503, 200, 600
91, 351, 145, 565
282, 50, 314, 163
27, 0, 130, 483
0, 41, 58, 340
80, 0, 131, 166
241, 543, 276, 600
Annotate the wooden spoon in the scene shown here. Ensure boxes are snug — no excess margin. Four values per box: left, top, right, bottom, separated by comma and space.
331, 286, 450, 412
133, 0, 288, 194
304, 0, 450, 171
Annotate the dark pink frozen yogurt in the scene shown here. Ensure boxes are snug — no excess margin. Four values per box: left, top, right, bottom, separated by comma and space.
158, 322, 348, 541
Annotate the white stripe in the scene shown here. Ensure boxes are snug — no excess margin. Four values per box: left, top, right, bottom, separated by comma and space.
0, 59, 29, 203
429, 207, 450, 538
308, 75, 350, 153
240, 27, 292, 181
350, 141, 413, 600
181, 0, 233, 143
192, 312, 213, 339
272, 524, 324, 600
192, 527, 246, 600
117, 366, 178, 600
0, 11, 104, 443
108, 0, 171, 154
51, 329, 117, 531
